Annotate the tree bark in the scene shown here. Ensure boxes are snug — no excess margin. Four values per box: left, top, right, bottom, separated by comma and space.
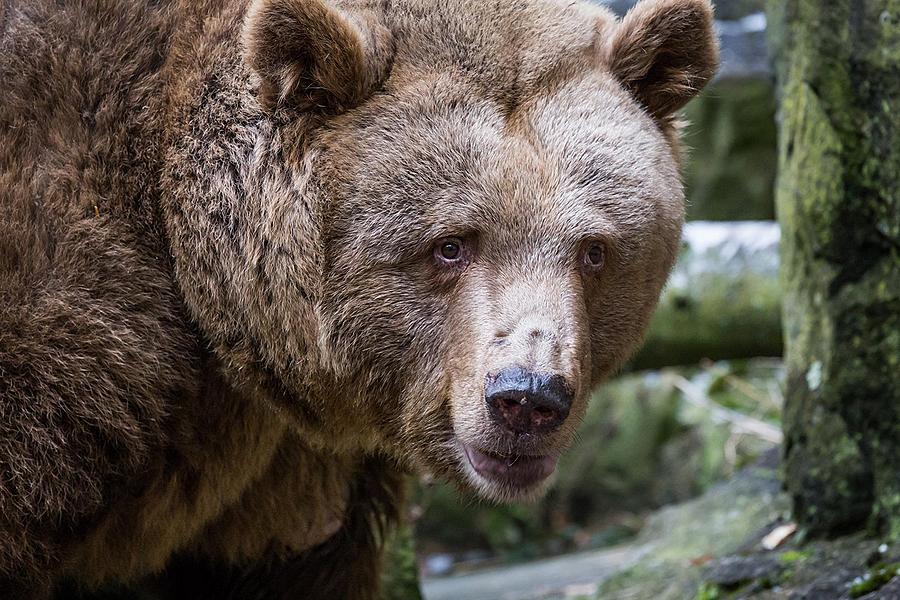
769, 0, 900, 537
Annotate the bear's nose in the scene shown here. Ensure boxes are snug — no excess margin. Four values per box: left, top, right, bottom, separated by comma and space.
484, 367, 572, 434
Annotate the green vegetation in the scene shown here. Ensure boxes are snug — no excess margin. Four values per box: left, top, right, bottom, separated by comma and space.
380, 521, 423, 600
849, 563, 900, 598
682, 79, 777, 222
695, 582, 723, 600
778, 550, 810, 563
590, 476, 899, 599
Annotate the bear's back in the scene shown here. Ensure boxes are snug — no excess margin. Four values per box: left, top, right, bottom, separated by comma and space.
0, 0, 176, 277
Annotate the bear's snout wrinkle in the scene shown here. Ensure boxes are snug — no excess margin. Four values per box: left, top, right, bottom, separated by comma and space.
484, 367, 572, 434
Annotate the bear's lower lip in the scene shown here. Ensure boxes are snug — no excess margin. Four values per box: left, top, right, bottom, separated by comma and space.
462, 443, 558, 488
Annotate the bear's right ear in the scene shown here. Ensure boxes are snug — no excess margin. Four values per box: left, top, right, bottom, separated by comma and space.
605, 0, 718, 121
243, 0, 394, 113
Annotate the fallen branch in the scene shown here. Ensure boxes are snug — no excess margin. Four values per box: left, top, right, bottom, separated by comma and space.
670, 374, 783, 444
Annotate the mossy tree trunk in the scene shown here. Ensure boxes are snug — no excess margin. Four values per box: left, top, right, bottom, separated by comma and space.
769, 0, 900, 537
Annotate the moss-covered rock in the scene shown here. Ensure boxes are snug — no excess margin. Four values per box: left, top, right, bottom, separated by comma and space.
594, 451, 790, 599
593, 454, 900, 600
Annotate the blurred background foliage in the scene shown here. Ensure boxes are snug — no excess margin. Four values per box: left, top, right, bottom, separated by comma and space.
682, 78, 777, 222
414, 360, 783, 575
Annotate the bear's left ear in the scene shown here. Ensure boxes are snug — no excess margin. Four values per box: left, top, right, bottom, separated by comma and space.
243, 0, 394, 113
605, 0, 719, 121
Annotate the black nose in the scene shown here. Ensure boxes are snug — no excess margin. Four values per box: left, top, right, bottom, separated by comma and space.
484, 367, 573, 434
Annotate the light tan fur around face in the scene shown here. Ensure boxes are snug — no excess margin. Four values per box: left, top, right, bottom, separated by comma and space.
0, 0, 717, 596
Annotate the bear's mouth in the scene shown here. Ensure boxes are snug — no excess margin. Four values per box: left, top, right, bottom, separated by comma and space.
462, 443, 558, 489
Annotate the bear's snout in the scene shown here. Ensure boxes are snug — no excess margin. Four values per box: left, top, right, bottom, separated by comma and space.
484, 367, 572, 435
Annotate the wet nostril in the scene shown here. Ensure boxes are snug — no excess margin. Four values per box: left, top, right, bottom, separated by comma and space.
501, 396, 522, 408
495, 396, 523, 422
531, 406, 559, 429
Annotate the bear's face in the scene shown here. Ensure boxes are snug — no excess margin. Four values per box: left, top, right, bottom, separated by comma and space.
243, 0, 717, 501
315, 75, 686, 501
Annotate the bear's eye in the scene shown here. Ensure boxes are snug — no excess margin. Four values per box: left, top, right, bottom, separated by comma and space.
583, 242, 606, 270
436, 237, 463, 263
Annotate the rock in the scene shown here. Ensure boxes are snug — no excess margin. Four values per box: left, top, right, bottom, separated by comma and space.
857, 576, 900, 600
786, 567, 862, 600
593, 456, 900, 600
706, 555, 783, 588
595, 450, 790, 599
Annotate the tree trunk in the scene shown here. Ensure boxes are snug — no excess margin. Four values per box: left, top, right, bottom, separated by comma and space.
769, 0, 900, 537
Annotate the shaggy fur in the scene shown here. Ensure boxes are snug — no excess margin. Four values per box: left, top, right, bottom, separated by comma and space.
0, 0, 718, 597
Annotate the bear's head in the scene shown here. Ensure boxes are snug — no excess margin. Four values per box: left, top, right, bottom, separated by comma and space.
238, 0, 718, 502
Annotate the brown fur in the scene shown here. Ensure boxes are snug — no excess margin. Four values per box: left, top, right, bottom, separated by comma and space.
0, 0, 717, 597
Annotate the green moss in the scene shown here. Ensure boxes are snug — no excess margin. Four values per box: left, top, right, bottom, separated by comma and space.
694, 582, 723, 600
594, 460, 789, 599
779, 550, 812, 563
848, 563, 900, 598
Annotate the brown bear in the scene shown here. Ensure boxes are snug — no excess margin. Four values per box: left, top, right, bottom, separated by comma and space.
0, 0, 718, 597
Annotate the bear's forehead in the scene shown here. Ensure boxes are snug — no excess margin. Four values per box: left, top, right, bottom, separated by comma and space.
381, 0, 614, 104
331, 68, 675, 213
318, 0, 681, 253
322, 67, 679, 262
